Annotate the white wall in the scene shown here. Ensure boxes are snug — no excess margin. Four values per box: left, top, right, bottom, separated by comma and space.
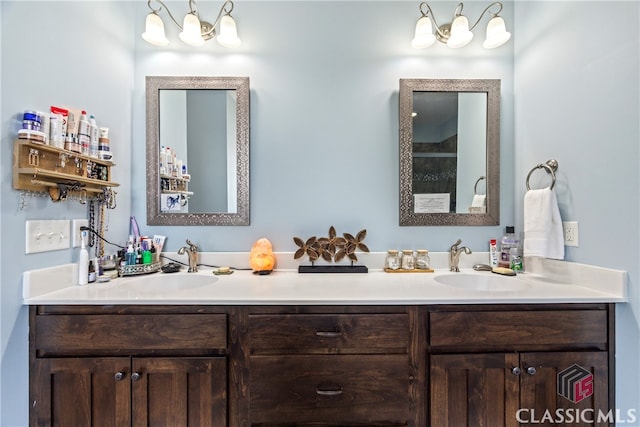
514, 1, 640, 418
0, 2, 136, 425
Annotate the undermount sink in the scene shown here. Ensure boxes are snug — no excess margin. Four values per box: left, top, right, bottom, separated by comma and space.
119, 273, 217, 295
434, 273, 529, 292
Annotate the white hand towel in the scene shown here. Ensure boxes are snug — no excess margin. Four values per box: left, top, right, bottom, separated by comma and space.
471, 194, 486, 207
523, 188, 564, 260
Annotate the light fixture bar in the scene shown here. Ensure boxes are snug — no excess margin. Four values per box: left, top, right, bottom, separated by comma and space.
142, 0, 241, 47
411, 1, 511, 50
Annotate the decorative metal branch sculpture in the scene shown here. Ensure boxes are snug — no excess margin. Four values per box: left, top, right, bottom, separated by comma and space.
293, 226, 370, 273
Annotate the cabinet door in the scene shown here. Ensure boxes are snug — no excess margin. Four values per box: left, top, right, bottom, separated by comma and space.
519, 352, 609, 427
430, 353, 520, 427
31, 357, 131, 427
131, 357, 226, 427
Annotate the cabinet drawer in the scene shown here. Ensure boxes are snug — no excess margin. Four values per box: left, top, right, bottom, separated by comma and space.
430, 309, 608, 351
249, 354, 410, 424
248, 313, 409, 354
35, 314, 227, 355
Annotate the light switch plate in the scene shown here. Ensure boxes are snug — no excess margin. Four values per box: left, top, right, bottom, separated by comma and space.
25, 220, 71, 254
72, 219, 89, 248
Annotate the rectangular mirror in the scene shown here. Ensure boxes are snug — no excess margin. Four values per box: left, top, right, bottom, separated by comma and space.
399, 79, 500, 226
146, 76, 250, 225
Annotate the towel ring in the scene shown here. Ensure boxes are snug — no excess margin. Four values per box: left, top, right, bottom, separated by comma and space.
526, 159, 558, 190
474, 176, 486, 195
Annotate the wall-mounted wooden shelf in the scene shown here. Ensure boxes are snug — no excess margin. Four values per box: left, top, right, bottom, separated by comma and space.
13, 139, 119, 198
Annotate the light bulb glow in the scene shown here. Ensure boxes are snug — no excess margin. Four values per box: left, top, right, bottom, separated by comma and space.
447, 15, 473, 48
411, 16, 436, 49
142, 12, 169, 46
217, 14, 241, 48
179, 13, 205, 46
483, 16, 511, 49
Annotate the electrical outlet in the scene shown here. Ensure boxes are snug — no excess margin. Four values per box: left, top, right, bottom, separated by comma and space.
25, 220, 71, 254
563, 221, 579, 247
72, 219, 89, 248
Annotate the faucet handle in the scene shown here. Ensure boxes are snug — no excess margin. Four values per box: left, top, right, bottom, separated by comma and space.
186, 239, 198, 251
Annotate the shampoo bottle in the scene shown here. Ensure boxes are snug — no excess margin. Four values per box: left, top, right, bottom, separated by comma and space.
78, 230, 89, 286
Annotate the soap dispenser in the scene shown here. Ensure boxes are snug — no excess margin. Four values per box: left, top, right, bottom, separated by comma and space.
78, 230, 89, 286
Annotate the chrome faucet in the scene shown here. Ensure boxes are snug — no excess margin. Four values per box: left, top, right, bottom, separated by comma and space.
177, 239, 198, 272
449, 239, 472, 272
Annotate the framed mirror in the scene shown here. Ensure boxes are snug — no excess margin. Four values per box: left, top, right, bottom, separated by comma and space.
399, 79, 500, 226
146, 76, 250, 225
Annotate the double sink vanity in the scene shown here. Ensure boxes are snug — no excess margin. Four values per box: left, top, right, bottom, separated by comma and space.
24, 255, 626, 426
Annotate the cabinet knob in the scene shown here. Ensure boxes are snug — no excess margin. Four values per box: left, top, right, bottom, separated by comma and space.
526, 366, 537, 376
131, 372, 142, 381
315, 331, 342, 338
114, 372, 125, 381
511, 367, 521, 376
316, 386, 343, 396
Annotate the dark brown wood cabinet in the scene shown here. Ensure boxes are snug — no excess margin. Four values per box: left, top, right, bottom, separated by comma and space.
428, 304, 614, 427
29, 303, 614, 427
238, 306, 426, 427
29, 306, 228, 427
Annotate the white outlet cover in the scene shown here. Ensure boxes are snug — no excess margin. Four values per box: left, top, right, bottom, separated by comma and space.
25, 220, 71, 254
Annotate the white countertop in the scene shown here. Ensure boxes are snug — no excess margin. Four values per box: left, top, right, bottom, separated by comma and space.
23, 254, 627, 305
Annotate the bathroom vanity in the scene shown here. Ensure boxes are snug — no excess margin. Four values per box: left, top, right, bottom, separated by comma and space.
24, 262, 625, 427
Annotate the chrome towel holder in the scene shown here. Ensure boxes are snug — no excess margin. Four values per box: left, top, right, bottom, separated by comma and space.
474, 176, 486, 195
526, 159, 558, 190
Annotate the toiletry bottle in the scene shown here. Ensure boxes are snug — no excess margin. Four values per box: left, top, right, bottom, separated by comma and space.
126, 239, 136, 266
78, 111, 90, 156
88, 260, 96, 283
489, 239, 498, 267
89, 114, 99, 158
510, 247, 523, 273
499, 226, 519, 268
78, 230, 89, 286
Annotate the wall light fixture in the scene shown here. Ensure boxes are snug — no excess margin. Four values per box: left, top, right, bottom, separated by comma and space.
142, 0, 241, 48
411, 2, 510, 49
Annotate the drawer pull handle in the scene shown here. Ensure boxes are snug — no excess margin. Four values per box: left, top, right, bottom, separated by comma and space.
114, 372, 125, 381
131, 372, 142, 381
316, 386, 343, 396
526, 366, 537, 376
511, 367, 521, 376
315, 331, 342, 338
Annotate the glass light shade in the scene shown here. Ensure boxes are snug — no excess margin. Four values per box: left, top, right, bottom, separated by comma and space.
447, 15, 473, 48
141, 12, 169, 46
482, 16, 511, 49
411, 16, 436, 49
179, 13, 205, 46
217, 14, 241, 48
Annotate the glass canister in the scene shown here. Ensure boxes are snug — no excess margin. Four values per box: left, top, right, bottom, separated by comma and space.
401, 250, 415, 270
415, 249, 431, 270
385, 250, 401, 270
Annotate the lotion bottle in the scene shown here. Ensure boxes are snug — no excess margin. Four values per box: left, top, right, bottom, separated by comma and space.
78, 230, 89, 286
